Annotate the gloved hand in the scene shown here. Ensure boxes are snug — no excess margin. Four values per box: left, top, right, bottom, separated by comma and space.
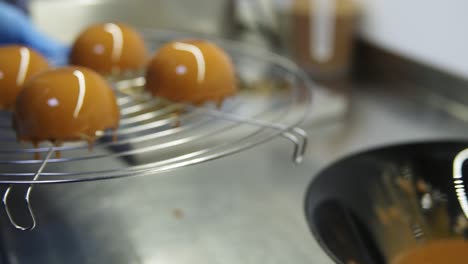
0, 2, 69, 66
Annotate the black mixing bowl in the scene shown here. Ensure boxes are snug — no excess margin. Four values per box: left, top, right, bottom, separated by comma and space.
305, 141, 468, 264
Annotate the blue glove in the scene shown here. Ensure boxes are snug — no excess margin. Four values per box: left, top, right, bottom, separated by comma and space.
0, 2, 69, 66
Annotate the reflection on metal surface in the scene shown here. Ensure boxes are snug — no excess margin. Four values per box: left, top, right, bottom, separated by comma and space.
453, 148, 468, 218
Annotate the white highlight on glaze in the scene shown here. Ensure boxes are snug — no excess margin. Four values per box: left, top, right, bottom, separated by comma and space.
453, 148, 468, 218
93, 44, 105, 55
104, 23, 123, 62
47, 98, 60, 107
16, 47, 30, 86
173, 42, 206, 83
175, 65, 187, 75
0, 71, 3, 80
73, 70, 86, 118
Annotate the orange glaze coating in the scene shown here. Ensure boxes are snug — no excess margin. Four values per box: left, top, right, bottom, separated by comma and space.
0, 46, 49, 110
70, 23, 148, 75
13, 67, 120, 144
145, 39, 237, 104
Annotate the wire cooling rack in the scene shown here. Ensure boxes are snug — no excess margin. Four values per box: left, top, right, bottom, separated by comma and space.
0, 30, 311, 230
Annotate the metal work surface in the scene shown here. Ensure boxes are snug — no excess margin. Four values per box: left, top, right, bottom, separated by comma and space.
0, 86, 467, 263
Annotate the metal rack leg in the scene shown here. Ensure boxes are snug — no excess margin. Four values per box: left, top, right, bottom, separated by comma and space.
281, 127, 308, 164
2, 148, 54, 231
189, 106, 309, 164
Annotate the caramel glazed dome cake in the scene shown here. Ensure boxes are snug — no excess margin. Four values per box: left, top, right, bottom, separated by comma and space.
13, 66, 120, 149
145, 39, 237, 106
70, 22, 148, 76
0, 45, 49, 110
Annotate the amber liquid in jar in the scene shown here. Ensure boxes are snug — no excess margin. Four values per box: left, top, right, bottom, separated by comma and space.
288, 0, 357, 79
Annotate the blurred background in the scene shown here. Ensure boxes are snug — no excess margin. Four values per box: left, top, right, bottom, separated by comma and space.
29, 0, 468, 112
